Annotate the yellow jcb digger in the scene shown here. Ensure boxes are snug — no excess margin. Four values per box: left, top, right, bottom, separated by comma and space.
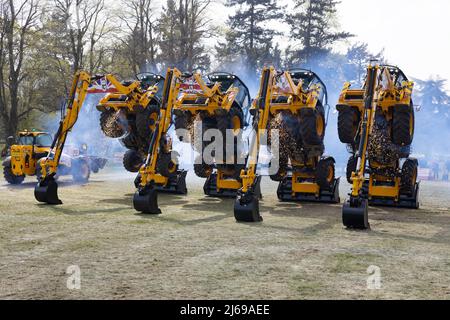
172, 72, 251, 197
234, 66, 340, 222
3, 131, 52, 184
34, 71, 165, 204
3, 130, 106, 185
133, 68, 188, 214
338, 63, 419, 229
95, 73, 164, 172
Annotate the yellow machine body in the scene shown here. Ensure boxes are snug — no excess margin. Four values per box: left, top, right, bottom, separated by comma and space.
340, 63, 419, 229
9, 131, 51, 176
339, 65, 414, 202
173, 73, 238, 116
235, 66, 339, 222
241, 67, 326, 195
96, 76, 160, 113
34, 71, 162, 205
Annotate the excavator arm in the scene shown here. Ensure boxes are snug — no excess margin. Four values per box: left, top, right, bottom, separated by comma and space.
34, 71, 93, 204
342, 63, 380, 229
133, 68, 187, 214
234, 66, 276, 222
35, 71, 161, 205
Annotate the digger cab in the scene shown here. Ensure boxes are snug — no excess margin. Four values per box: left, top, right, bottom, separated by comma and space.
137, 73, 165, 99
207, 72, 252, 126
288, 69, 328, 107
17, 131, 52, 148
5, 131, 52, 179
381, 65, 409, 86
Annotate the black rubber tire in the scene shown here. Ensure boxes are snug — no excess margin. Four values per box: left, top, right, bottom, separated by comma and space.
399, 145, 412, 159
3, 160, 24, 184
136, 105, 159, 140
338, 106, 360, 144
123, 149, 143, 173
100, 110, 126, 138
157, 153, 178, 178
91, 163, 100, 174
400, 158, 418, 194
71, 159, 90, 183
299, 108, 325, 146
217, 107, 245, 169
393, 104, 414, 146
316, 158, 335, 191
174, 111, 192, 141
36, 158, 43, 181
217, 107, 244, 134
269, 155, 288, 182
120, 132, 140, 151
346, 155, 358, 184
193, 155, 213, 178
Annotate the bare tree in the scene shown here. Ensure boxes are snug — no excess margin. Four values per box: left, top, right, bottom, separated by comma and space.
0, 0, 40, 136
53, 0, 109, 72
159, 0, 212, 72
118, 0, 159, 74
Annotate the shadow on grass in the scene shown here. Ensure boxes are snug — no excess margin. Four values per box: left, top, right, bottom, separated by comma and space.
4, 180, 104, 191
134, 195, 232, 226
41, 204, 128, 216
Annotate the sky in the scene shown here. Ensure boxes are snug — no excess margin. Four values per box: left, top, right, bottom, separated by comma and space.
211, 0, 450, 91
338, 0, 450, 90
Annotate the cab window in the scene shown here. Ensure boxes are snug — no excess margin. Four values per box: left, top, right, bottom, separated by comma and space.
35, 134, 53, 147
18, 136, 34, 145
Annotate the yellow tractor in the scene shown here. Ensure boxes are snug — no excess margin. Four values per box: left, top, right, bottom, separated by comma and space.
338, 63, 419, 229
2, 130, 106, 185
172, 72, 251, 197
34, 71, 165, 204
234, 67, 340, 222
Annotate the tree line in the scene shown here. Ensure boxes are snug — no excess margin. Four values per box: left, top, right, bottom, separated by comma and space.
0, 0, 449, 138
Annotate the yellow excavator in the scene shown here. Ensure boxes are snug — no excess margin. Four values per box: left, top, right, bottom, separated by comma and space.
34, 71, 165, 204
172, 72, 251, 197
234, 66, 340, 222
338, 63, 419, 229
133, 68, 188, 213
133, 68, 253, 214
96, 72, 164, 172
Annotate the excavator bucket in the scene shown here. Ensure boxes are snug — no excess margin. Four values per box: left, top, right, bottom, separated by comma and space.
34, 176, 62, 205
133, 187, 161, 214
234, 194, 262, 222
234, 176, 262, 222
342, 198, 369, 230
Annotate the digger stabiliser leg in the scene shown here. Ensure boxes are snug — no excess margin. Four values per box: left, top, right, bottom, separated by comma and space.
342, 196, 369, 230
234, 175, 263, 222
133, 184, 161, 214
34, 175, 62, 205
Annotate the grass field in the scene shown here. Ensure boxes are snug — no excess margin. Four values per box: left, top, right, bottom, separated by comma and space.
1, 167, 450, 299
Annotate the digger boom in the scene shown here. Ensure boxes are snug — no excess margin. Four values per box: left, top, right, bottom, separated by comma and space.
34, 71, 161, 205
133, 68, 188, 214
351, 64, 379, 198
241, 67, 275, 193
